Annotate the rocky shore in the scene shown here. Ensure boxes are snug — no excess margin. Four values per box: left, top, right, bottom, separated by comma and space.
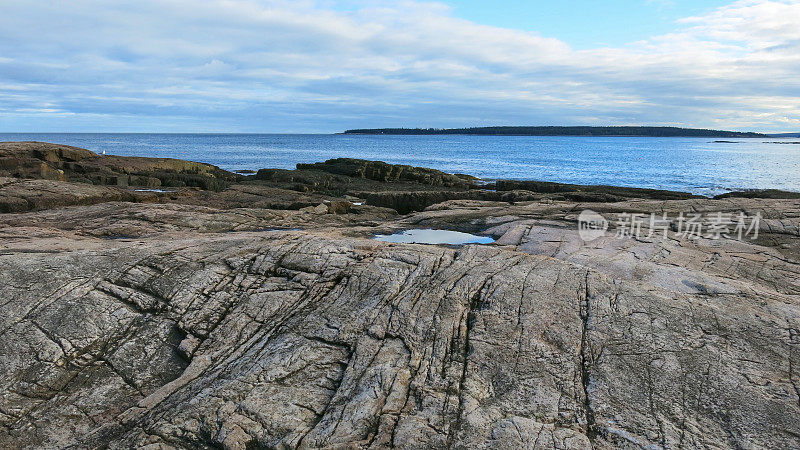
1, 142, 799, 449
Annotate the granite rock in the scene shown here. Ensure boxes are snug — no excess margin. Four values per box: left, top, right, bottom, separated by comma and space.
0, 143, 799, 448
0, 196, 798, 448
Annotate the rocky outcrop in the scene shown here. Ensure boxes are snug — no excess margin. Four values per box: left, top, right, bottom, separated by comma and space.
356, 190, 544, 215
0, 195, 799, 448
494, 180, 697, 201
0, 142, 241, 191
1, 143, 799, 448
715, 189, 800, 199
0, 177, 155, 213
296, 158, 473, 188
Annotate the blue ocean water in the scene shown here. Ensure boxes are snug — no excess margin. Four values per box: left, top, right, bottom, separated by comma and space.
1, 133, 798, 196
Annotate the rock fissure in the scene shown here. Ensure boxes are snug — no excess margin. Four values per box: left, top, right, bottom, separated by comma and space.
579, 271, 598, 445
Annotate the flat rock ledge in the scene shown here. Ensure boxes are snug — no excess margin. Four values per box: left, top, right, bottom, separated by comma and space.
0, 198, 798, 449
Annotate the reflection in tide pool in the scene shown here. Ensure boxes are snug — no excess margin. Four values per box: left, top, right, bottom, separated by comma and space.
374, 229, 495, 245
134, 188, 175, 193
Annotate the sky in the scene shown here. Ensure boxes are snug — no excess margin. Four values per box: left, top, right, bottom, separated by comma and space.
0, 0, 798, 133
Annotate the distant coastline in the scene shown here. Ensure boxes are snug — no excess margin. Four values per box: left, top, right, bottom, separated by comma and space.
343, 126, 767, 138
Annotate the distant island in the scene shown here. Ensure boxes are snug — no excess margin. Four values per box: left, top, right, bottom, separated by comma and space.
343, 126, 767, 138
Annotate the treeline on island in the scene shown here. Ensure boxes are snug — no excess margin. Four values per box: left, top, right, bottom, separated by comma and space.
343, 126, 766, 138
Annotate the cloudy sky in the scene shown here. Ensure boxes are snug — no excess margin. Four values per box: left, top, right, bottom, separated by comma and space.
0, 0, 798, 132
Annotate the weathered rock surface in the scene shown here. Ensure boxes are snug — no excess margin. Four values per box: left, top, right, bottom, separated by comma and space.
1, 201, 799, 448
0, 142, 799, 449
0, 177, 146, 213
0, 141, 240, 192
715, 189, 800, 200
296, 158, 473, 187
493, 180, 698, 201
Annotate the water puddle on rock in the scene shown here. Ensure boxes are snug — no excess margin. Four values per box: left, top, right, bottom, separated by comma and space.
374, 229, 495, 245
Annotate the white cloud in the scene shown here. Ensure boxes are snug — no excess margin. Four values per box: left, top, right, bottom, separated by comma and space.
0, 0, 798, 132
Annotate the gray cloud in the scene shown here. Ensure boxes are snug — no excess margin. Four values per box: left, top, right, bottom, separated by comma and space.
0, 0, 798, 132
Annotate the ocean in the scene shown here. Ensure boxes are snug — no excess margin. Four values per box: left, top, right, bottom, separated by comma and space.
2, 133, 798, 197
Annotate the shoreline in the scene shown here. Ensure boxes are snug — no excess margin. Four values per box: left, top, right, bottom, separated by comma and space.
2, 141, 800, 215
5, 135, 800, 198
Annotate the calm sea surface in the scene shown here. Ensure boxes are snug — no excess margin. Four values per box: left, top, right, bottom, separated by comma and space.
2, 133, 799, 196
